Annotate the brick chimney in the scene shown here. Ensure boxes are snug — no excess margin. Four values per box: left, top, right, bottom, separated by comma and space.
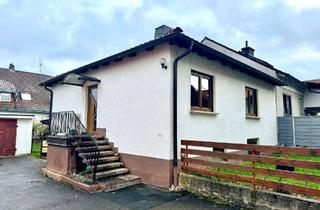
241, 41, 255, 57
154, 25, 183, 39
9, 63, 15, 72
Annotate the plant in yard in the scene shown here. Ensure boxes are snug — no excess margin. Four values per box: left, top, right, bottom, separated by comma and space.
32, 123, 49, 139
79, 166, 93, 176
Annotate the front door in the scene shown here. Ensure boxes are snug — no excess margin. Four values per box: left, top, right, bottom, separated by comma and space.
0, 119, 17, 156
87, 86, 98, 133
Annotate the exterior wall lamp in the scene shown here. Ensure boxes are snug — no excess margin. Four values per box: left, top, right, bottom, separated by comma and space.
160, 58, 168, 69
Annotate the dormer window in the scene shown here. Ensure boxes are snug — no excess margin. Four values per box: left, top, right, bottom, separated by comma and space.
21, 93, 32, 101
0, 93, 13, 102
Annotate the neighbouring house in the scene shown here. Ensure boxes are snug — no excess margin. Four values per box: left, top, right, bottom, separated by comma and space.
41, 25, 288, 188
304, 79, 320, 116
276, 75, 320, 147
275, 71, 306, 117
275, 71, 320, 117
0, 65, 51, 156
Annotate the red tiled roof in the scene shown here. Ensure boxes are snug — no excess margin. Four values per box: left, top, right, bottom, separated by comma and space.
0, 68, 52, 113
304, 79, 320, 85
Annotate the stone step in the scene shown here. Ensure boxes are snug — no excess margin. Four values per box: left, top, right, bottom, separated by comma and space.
91, 134, 105, 140
79, 150, 115, 157
75, 145, 111, 152
98, 174, 141, 192
86, 156, 119, 164
93, 168, 129, 179
77, 140, 108, 146
90, 162, 124, 171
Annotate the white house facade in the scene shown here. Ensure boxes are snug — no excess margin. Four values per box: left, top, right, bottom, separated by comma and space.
43, 25, 285, 188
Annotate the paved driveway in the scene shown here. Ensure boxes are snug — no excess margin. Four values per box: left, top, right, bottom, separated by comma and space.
0, 156, 238, 210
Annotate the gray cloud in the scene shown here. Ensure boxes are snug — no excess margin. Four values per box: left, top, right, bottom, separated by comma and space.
0, 0, 319, 80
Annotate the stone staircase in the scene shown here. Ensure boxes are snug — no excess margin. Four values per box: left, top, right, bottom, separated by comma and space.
74, 134, 140, 188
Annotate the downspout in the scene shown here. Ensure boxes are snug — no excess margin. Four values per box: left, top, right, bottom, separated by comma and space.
44, 86, 53, 133
172, 40, 194, 186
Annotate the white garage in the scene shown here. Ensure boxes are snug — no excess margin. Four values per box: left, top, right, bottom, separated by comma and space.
0, 114, 33, 156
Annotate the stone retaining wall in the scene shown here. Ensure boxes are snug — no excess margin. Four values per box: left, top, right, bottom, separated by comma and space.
179, 173, 320, 210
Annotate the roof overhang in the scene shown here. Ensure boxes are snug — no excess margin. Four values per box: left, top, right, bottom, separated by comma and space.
40, 32, 285, 87
276, 70, 307, 89
0, 113, 34, 119
305, 83, 320, 89
61, 73, 100, 87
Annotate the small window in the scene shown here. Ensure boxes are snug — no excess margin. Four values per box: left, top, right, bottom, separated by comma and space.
191, 71, 213, 112
21, 93, 32, 101
212, 147, 224, 153
245, 87, 258, 117
283, 94, 292, 116
247, 138, 259, 145
0, 93, 12, 102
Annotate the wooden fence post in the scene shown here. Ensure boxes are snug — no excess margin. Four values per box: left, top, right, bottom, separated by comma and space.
186, 142, 189, 169
252, 148, 256, 191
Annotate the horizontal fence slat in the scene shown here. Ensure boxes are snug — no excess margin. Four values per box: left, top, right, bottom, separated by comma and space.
181, 165, 254, 184
181, 166, 320, 198
181, 148, 320, 169
181, 140, 320, 156
182, 157, 320, 183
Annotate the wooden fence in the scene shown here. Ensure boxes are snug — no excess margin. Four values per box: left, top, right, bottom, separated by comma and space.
180, 140, 320, 198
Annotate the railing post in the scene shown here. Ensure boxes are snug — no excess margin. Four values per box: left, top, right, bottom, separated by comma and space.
93, 158, 97, 183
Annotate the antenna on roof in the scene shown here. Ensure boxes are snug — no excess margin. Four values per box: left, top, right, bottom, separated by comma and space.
39, 57, 43, 73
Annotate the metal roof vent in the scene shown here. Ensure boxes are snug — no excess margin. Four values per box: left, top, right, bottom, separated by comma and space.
241, 41, 255, 57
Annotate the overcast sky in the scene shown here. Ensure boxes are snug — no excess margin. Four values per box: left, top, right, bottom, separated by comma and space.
0, 0, 319, 80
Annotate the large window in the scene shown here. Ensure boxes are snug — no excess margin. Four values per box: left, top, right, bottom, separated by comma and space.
191, 71, 213, 112
245, 87, 258, 117
0, 93, 12, 102
283, 94, 292, 116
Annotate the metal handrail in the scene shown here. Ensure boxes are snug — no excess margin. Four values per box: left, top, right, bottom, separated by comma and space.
50, 111, 100, 183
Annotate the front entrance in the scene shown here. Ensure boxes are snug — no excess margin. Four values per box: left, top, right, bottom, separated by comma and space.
0, 119, 17, 156
87, 86, 98, 133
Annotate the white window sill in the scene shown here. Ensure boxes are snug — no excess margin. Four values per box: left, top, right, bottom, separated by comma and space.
190, 110, 219, 115
246, 115, 261, 120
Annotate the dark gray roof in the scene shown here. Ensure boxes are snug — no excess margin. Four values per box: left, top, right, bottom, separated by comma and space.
0, 68, 52, 113
41, 31, 285, 87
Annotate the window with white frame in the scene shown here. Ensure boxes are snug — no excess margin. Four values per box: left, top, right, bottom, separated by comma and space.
21, 93, 32, 101
0, 93, 12, 102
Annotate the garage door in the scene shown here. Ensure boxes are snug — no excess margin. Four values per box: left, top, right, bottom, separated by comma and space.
0, 119, 17, 156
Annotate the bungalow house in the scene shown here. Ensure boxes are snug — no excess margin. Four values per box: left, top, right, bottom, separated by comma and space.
0, 65, 51, 156
41, 25, 286, 188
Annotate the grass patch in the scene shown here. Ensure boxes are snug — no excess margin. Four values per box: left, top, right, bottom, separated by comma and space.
31, 142, 41, 158
205, 154, 320, 190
